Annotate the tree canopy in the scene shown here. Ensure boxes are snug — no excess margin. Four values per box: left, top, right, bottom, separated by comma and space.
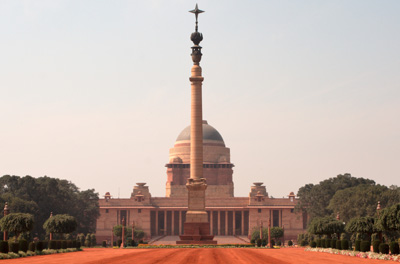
270, 227, 284, 240
113, 225, 145, 240
307, 216, 344, 236
0, 175, 99, 238
344, 216, 379, 238
378, 203, 400, 232
43, 214, 77, 234
0, 213, 34, 238
296, 174, 376, 219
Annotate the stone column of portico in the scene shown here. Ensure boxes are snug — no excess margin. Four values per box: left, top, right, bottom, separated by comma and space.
177, 4, 216, 244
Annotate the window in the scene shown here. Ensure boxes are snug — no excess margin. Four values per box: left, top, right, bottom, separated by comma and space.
273, 210, 279, 227
258, 209, 261, 213
106, 209, 109, 213
290, 209, 294, 213
138, 209, 142, 213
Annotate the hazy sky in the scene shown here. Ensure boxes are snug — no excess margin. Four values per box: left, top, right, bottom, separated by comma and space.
1, 0, 399, 199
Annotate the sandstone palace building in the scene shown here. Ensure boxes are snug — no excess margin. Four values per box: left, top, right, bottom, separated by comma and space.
95, 6, 306, 243
95, 121, 307, 242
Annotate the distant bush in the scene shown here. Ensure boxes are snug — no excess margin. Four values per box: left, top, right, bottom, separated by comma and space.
380, 243, 389, 254
36, 241, 44, 252
316, 239, 322, 247
287, 240, 293, 246
276, 241, 281, 246
270, 239, 275, 247
355, 240, 361, 251
390, 241, 399, 255
102, 240, 107, 247
300, 240, 307, 247
28, 242, 35, 252
341, 239, 349, 250
9, 242, 19, 254
76, 241, 81, 249
256, 238, 262, 247
336, 240, 341, 250
325, 239, 332, 248
56, 240, 62, 249
67, 240, 73, 248
19, 239, 28, 252
360, 241, 370, 252
331, 239, 337, 249
61, 240, 68, 249
372, 240, 380, 253
0, 241, 9, 253
310, 241, 317, 248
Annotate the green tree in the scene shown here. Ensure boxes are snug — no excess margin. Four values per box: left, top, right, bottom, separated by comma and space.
250, 227, 268, 241
345, 216, 378, 240
327, 184, 388, 222
296, 174, 375, 220
308, 216, 344, 238
43, 214, 77, 235
270, 227, 284, 241
378, 203, 400, 232
0, 175, 99, 238
0, 213, 34, 239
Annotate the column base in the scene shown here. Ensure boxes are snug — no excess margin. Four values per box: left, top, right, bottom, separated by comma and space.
176, 222, 217, 245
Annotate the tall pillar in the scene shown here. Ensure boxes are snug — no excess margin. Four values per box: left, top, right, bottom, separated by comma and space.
210, 211, 213, 235
225, 211, 228, 236
241, 211, 245, 236
164, 211, 167, 235
217, 211, 221, 235
155, 210, 159, 235
178, 4, 215, 245
179, 211, 182, 235
233, 211, 236, 235
172, 210, 175, 235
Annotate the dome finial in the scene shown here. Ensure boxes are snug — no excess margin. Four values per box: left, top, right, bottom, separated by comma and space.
189, 4, 205, 33
189, 4, 205, 64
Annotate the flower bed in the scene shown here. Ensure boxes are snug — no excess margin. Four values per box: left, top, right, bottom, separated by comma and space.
305, 247, 400, 262
0, 248, 82, 259
136, 244, 255, 249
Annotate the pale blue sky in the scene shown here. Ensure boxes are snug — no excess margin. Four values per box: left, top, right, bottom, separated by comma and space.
1, 1, 399, 199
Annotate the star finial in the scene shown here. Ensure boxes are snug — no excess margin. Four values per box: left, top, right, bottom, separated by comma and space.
189, 4, 205, 32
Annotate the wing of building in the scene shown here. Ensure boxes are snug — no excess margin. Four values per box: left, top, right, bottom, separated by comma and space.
95, 121, 307, 242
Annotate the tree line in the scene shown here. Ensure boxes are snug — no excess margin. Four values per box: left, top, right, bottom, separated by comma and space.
0, 175, 99, 239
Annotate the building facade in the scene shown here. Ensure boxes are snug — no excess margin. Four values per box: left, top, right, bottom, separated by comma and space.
95, 121, 307, 242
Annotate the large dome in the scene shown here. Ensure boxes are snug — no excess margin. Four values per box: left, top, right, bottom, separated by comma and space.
175, 120, 225, 145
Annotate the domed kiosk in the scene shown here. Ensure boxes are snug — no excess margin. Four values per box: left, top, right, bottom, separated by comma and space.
166, 120, 234, 197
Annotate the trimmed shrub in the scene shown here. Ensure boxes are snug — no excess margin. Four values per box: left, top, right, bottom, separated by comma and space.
90, 234, 97, 246
325, 239, 332, 248
336, 240, 342, 250
67, 240, 73, 248
36, 241, 44, 252
320, 239, 326, 248
256, 238, 262, 247
28, 242, 35, 252
355, 240, 361, 251
0, 241, 9, 253
276, 241, 281, 246
310, 241, 317, 248
250, 239, 255, 244
61, 240, 68, 249
372, 240, 380, 253
117, 239, 122, 247
288, 240, 293, 246
300, 240, 307, 246
261, 239, 267, 247
271, 239, 275, 247
127, 239, 132, 247
9, 242, 19, 254
316, 239, 321, 248
76, 241, 81, 249
19, 239, 28, 252
390, 241, 399, 255
113, 241, 116, 247
360, 241, 371, 252
49, 240, 57, 249
43, 241, 48, 249
102, 240, 107, 247
72, 240, 77, 248
56, 240, 62, 249
341, 239, 349, 250
380, 243, 389, 254
331, 239, 337, 249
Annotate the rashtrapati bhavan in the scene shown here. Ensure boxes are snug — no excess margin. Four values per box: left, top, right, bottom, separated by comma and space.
95, 120, 307, 242
95, 5, 307, 243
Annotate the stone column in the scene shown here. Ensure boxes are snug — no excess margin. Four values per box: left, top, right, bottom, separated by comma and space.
241, 211, 245, 236
217, 211, 221, 235
172, 211, 175, 235
210, 210, 213, 235
225, 211, 228, 235
233, 211, 236, 235
164, 211, 167, 235
179, 211, 182, 235
155, 210, 159, 235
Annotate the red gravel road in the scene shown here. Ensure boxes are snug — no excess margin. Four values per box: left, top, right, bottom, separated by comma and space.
0, 248, 390, 264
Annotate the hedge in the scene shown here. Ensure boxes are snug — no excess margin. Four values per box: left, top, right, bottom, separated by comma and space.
360, 241, 371, 252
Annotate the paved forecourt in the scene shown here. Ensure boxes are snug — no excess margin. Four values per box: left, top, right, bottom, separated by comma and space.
0, 248, 389, 264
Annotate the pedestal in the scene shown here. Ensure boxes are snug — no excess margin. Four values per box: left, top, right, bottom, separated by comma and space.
177, 178, 216, 244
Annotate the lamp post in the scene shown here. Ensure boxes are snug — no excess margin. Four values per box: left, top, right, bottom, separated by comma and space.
121, 217, 125, 248
282, 225, 285, 246
259, 219, 263, 240
3, 202, 10, 241
49, 212, 53, 241
268, 218, 271, 248
377, 201, 382, 242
